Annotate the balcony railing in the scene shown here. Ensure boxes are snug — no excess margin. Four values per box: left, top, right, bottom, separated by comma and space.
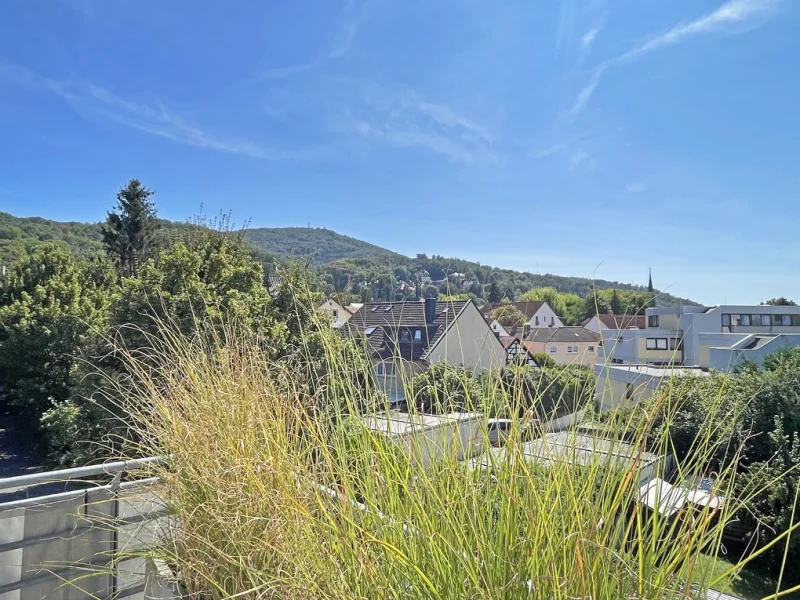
0, 457, 168, 599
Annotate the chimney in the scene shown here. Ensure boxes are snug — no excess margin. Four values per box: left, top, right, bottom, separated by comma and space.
424, 297, 437, 324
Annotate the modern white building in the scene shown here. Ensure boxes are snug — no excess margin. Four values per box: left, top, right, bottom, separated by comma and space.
596, 303, 800, 410
601, 304, 800, 369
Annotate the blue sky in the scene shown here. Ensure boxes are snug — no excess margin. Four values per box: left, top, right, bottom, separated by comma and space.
1, 0, 798, 305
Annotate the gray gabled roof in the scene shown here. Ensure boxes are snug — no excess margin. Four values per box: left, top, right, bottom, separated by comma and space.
342, 300, 471, 361
526, 327, 600, 344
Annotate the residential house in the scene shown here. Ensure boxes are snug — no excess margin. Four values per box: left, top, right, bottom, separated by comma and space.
317, 298, 351, 328
344, 298, 506, 403
500, 336, 538, 367
596, 303, 800, 410
483, 301, 564, 337
522, 327, 600, 366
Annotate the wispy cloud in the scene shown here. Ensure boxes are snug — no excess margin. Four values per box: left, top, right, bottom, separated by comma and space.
531, 141, 571, 159
0, 61, 307, 161
568, 150, 589, 170
329, 21, 358, 59
345, 82, 496, 164
570, 66, 605, 117
555, 0, 576, 60
621, 0, 779, 61
261, 0, 369, 79
354, 121, 475, 163
570, 0, 781, 118
581, 24, 603, 51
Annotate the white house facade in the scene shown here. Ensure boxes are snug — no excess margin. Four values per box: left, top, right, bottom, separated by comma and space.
317, 298, 351, 328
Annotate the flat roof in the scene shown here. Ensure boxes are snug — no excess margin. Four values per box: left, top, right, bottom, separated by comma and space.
639, 478, 724, 518
472, 432, 661, 470
362, 410, 481, 437
600, 364, 709, 378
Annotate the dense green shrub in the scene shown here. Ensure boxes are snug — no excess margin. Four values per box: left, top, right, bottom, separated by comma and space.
409, 363, 484, 413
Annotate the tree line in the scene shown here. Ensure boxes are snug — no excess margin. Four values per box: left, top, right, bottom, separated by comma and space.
0, 180, 321, 466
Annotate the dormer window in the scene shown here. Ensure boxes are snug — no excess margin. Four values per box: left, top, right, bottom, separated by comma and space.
399, 328, 412, 342
414, 329, 422, 341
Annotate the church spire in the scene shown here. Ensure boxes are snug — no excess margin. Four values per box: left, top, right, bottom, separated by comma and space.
648, 268, 656, 308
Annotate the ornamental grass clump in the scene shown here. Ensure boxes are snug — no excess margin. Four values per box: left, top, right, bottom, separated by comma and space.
111, 303, 798, 599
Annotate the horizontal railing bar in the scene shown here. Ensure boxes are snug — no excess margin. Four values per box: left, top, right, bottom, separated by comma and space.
0, 553, 115, 595
0, 457, 164, 492
0, 476, 162, 511
0, 507, 170, 553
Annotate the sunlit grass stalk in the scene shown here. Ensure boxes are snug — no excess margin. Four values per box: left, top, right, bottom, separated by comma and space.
94, 282, 796, 599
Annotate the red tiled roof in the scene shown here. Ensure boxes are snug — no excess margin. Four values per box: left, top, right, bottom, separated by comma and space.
592, 314, 646, 330
499, 336, 518, 350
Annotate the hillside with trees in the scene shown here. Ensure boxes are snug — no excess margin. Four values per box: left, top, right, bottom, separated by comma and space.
1, 210, 694, 308
244, 226, 406, 264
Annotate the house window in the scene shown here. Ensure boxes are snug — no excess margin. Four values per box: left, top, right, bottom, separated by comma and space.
588, 346, 594, 353
549, 346, 558, 354
535, 316, 539, 326
740, 315, 751, 326
414, 329, 422, 341
332, 309, 339, 319
567, 346, 578, 354
648, 315, 659, 328
721, 314, 731, 328
375, 363, 395, 377
783, 315, 792, 326
773, 314, 782, 326
550, 316, 554, 326
656, 338, 668, 350
762, 315, 771, 326
365, 327, 376, 336
399, 329, 412, 342
669, 337, 680, 351
731, 315, 741, 326
646, 338, 656, 350
792, 315, 800, 326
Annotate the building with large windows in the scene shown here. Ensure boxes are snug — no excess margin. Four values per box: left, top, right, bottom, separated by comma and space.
596, 304, 800, 410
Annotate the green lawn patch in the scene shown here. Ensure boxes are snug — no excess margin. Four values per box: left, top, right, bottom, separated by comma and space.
693, 554, 800, 600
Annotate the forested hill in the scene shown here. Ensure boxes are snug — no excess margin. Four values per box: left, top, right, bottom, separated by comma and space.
0, 211, 695, 307
243, 227, 405, 264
